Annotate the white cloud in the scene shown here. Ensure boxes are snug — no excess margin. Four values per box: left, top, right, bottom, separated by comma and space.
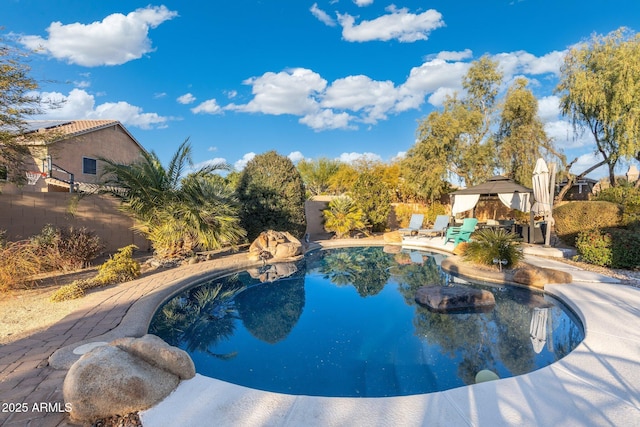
288, 151, 306, 164
73, 80, 90, 89
322, 75, 397, 123
177, 93, 196, 104
234, 152, 256, 171
310, 3, 336, 27
337, 6, 444, 43
20, 5, 178, 66
225, 90, 237, 99
207, 146, 218, 152
545, 120, 592, 150
354, 0, 374, 6
493, 50, 566, 79
537, 95, 561, 122
37, 88, 170, 129
300, 109, 355, 131
396, 58, 469, 111
229, 68, 327, 115
435, 49, 473, 61
191, 99, 223, 115
154, 92, 167, 99
337, 152, 383, 164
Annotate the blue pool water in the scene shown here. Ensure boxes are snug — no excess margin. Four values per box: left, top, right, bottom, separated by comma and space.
149, 246, 584, 397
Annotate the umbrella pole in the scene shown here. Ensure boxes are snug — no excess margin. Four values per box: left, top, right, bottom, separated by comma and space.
545, 163, 556, 247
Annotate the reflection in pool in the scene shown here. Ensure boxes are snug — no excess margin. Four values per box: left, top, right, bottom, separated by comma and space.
149, 247, 584, 397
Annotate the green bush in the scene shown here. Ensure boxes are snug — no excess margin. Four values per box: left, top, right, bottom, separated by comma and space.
554, 201, 623, 246
576, 228, 640, 269
93, 245, 141, 286
463, 228, 523, 269
323, 196, 368, 238
350, 171, 391, 232
236, 151, 307, 241
575, 230, 612, 267
595, 185, 640, 228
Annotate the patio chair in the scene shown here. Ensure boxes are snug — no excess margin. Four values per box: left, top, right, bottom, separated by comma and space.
398, 214, 424, 236
445, 218, 478, 246
418, 215, 450, 238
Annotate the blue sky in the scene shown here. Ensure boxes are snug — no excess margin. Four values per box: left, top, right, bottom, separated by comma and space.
4, 0, 640, 178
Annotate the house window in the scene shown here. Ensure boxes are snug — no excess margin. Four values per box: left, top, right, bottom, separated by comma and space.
0, 165, 7, 181
83, 157, 97, 175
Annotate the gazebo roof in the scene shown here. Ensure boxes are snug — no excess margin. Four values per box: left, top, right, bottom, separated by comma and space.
452, 175, 533, 196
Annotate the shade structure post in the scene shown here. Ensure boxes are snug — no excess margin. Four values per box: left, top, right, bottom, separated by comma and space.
545, 163, 556, 247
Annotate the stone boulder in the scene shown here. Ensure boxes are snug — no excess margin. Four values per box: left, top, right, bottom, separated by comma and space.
513, 265, 573, 289
111, 334, 195, 380
248, 230, 302, 262
383, 231, 402, 244
63, 334, 194, 424
415, 284, 495, 313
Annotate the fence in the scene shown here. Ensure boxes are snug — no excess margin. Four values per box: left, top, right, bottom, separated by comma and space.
0, 192, 150, 253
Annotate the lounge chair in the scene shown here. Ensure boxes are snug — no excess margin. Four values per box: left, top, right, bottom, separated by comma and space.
418, 215, 450, 238
398, 214, 424, 236
445, 218, 478, 246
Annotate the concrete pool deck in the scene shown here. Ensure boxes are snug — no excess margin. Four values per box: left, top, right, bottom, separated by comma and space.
1, 237, 639, 426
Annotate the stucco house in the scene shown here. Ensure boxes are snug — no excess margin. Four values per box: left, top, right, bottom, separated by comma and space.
2, 119, 146, 193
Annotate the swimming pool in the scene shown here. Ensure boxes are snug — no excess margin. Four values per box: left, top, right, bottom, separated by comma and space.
149, 246, 584, 397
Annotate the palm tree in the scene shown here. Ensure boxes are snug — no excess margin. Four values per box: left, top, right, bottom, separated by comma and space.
100, 140, 246, 258
322, 196, 367, 238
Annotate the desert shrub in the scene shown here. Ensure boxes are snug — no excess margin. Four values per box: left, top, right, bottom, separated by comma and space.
56, 227, 105, 269
0, 240, 41, 292
394, 202, 447, 228
554, 201, 623, 246
323, 196, 368, 238
576, 228, 640, 268
49, 282, 85, 302
236, 151, 307, 241
31, 225, 104, 271
93, 245, 141, 286
463, 228, 523, 269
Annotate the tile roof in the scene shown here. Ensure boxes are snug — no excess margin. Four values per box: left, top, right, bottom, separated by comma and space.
26, 120, 119, 137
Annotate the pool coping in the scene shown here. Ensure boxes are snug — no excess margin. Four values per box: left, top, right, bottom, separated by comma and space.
53, 238, 640, 426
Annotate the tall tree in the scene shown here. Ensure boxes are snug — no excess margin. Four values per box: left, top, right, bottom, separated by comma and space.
0, 35, 43, 184
496, 77, 559, 185
403, 56, 502, 194
296, 157, 340, 196
556, 27, 640, 191
350, 170, 391, 232
101, 140, 245, 258
236, 151, 307, 240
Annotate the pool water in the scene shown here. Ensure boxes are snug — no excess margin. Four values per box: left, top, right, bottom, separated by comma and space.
149, 247, 584, 397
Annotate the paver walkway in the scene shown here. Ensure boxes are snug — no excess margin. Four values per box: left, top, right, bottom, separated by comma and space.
0, 251, 260, 426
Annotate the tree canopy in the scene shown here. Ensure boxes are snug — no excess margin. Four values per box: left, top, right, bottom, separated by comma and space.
236, 151, 307, 240
556, 27, 640, 188
0, 35, 43, 184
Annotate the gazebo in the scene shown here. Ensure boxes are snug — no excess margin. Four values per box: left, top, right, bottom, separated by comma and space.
450, 175, 538, 242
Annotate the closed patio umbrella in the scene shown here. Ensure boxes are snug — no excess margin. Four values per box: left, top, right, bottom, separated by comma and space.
532, 158, 555, 246
532, 158, 551, 215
